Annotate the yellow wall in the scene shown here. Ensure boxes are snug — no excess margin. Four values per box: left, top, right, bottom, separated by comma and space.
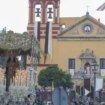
30, 14, 105, 88
57, 41, 105, 71
51, 16, 105, 72
36, 15, 105, 72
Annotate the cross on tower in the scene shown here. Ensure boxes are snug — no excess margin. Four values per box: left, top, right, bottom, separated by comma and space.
47, 8, 53, 19
86, 5, 89, 12
35, 8, 41, 17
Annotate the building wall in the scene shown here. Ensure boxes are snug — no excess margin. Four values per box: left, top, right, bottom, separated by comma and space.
27, 1, 105, 92
57, 41, 105, 71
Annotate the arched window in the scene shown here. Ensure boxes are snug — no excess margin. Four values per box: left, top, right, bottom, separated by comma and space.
35, 4, 41, 22
47, 4, 53, 22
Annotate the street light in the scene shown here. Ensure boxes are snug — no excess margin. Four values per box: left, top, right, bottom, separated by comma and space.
91, 59, 99, 103
80, 70, 86, 97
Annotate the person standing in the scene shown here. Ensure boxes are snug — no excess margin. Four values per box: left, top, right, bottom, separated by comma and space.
24, 94, 33, 105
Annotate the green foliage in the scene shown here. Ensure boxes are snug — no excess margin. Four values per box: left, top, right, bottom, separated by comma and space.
23, 32, 28, 35
38, 65, 74, 88
7, 30, 14, 34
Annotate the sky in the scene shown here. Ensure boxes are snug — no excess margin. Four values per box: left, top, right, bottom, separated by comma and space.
0, 0, 104, 33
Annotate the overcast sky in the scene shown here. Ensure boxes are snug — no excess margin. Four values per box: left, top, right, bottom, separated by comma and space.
0, 0, 104, 33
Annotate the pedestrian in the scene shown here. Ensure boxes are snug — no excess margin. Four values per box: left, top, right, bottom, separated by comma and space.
24, 94, 33, 105
101, 102, 105, 105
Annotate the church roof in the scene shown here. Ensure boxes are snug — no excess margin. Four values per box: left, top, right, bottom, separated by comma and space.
60, 17, 81, 29
59, 12, 105, 36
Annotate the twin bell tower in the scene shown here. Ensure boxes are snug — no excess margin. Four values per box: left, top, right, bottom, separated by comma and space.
27, 0, 60, 64
27, 0, 60, 34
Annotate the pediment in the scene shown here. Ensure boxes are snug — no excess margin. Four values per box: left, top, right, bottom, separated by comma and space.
58, 13, 105, 38
97, 28, 105, 34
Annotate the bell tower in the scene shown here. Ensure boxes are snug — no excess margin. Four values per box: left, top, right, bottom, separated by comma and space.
27, 0, 60, 34
27, 0, 60, 64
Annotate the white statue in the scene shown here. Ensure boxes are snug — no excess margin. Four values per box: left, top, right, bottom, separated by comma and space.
28, 67, 37, 95
86, 66, 91, 74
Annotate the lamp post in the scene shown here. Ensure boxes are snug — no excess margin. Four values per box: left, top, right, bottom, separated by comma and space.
91, 59, 99, 104
80, 70, 85, 97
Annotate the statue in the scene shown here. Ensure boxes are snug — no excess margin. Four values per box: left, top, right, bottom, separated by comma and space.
5, 56, 19, 92
28, 67, 36, 93
84, 63, 91, 75
85, 65, 91, 74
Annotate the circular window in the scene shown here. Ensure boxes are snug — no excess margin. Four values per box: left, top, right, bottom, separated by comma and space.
83, 24, 93, 34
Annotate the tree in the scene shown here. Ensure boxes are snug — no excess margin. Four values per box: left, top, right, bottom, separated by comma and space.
38, 65, 74, 88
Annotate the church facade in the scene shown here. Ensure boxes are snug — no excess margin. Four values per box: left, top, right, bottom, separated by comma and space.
27, 0, 105, 94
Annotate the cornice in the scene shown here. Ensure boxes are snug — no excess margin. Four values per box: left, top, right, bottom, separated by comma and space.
58, 36, 105, 41
58, 14, 105, 37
